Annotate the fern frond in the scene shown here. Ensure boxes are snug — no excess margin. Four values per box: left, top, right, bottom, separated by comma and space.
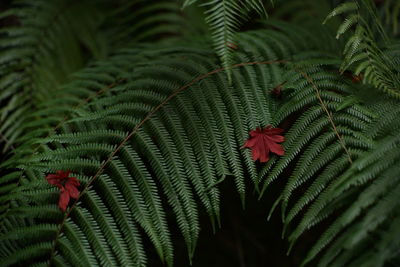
1, 32, 289, 265
2, 3, 399, 265
107, 1, 188, 47
263, 59, 400, 265
0, 0, 107, 154
324, 0, 400, 99
183, 0, 267, 80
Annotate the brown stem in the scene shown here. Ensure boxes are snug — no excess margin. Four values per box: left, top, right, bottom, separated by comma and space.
297, 69, 353, 164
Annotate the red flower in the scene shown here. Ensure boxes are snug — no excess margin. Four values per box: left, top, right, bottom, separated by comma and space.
243, 125, 285, 162
270, 81, 287, 99
46, 170, 80, 212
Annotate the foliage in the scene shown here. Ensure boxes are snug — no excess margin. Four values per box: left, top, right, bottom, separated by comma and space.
182, 0, 269, 80
0, 0, 399, 266
324, 0, 400, 98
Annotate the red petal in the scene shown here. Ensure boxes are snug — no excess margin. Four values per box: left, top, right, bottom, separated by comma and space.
257, 144, 270, 162
251, 147, 260, 161
259, 153, 270, 163
268, 140, 285, 156
46, 174, 62, 184
243, 137, 258, 148
46, 170, 70, 185
65, 180, 80, 199
67, 177, 80, 186
249, 129, 260, 137
58, 189, 70, 212
46, 174, 61, 179
57, 170, 70, 179
248, 134, 270, 162
266, 135, 285, 143
46, 178, 61, 186
244, 125, 285, 162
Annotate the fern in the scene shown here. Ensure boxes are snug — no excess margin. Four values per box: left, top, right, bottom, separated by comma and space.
106, 1, 190, 47
258, 36, 400, 267
0, 0, 188, 157
324, 0, 400, 98
289, 100, 400, 267
0, 0, 109, 154
1, 0, 400, 266
183, 0, 269, 80
381, 0, 400, 36
0, 21, 335, 265
0, 38, 275, 265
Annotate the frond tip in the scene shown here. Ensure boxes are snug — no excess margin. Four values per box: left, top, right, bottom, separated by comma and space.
183, 0, 267, 80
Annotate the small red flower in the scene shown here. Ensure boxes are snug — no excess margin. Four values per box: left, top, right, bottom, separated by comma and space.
242, 125, 285, 162
351, 74, 363, 83
270, 81, 287, 99
46, 170, 80, 212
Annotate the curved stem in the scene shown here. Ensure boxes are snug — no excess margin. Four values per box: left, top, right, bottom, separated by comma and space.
297, 69, 353, 164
